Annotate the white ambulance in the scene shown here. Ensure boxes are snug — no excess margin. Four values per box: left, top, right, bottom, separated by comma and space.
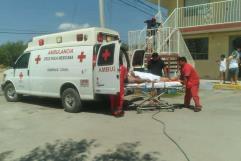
1, 27, 130, 112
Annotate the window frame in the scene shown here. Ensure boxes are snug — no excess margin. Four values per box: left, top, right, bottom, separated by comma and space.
185, 37, 209, 60
97, 43, 115, 66
14, 53, 30, 69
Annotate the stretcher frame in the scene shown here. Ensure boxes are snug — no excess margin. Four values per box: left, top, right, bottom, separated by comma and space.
126, 82, 183, 113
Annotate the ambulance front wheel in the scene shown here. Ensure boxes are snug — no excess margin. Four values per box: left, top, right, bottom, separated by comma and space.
62, 88, 82, 113
3, 83, 21, 102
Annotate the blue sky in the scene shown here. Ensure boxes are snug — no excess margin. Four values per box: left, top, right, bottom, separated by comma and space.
0, 0, 167, 44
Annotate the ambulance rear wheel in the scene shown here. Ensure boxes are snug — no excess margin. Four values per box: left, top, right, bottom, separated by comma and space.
62, 88, 82, 113
4, 83, 20, 102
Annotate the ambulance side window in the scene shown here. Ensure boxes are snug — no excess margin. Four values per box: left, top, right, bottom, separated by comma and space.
15, 53, 30, 69
97, 44, 115, 66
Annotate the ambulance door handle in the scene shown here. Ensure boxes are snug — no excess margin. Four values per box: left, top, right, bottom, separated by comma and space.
116, 75, 119, 79
27, 70, 30, 76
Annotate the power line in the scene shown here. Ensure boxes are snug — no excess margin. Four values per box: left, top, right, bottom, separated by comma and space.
137, 0, 165, 21
117, 0, 154, 16
122, 0, 154, 16
136, 0, 157, 12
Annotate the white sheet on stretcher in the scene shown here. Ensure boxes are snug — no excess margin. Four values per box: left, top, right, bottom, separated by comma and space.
126, 81, 182, 88
133, 71, 160, 81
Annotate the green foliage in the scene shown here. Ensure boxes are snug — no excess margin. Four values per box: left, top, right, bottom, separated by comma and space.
0, 41, 27, 67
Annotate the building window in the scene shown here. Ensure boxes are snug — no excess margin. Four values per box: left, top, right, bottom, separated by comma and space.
185, 38, 209, 60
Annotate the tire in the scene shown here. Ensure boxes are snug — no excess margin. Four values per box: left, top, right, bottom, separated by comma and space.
3, 83, 20, 102
61, 88, 82, 113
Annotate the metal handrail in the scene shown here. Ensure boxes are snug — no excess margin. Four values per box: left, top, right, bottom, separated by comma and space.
180, 0, 233, 9
163, 0, 241, 28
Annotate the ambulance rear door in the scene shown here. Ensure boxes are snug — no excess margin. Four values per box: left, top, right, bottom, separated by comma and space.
94, 41, 120, 94
131, 49, 145, 71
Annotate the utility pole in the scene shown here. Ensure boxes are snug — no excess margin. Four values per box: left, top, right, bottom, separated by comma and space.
99, 0, 105, 28
158, 0, 160, 12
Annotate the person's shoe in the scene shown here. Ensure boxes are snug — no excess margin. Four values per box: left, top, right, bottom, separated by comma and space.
194, 106, 202, 112
113, 111, 124, 117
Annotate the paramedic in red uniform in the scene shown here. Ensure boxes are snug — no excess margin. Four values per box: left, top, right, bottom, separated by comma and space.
179, 57, 202, 112
109, 57, 128, 117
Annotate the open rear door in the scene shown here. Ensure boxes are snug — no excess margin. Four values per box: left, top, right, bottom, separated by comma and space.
131, 49, 145, 71
94, 41, 120, 94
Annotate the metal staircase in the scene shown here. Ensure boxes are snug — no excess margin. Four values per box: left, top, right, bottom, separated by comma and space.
128, 27, 195, 73
128, 0, 241, 71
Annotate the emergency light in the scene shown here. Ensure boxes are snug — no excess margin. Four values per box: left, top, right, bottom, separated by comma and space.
106, 35, 112, 42
84, 35, 88, 41
56, 36, 62, 43
97, 32, 103, 42
38, 39, 44, 46
77, 34, 83, 41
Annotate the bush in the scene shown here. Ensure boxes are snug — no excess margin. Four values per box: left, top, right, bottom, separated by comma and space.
0, 41, 27, 67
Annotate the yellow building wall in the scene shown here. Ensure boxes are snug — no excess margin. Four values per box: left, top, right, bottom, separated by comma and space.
183, 30, 241, 79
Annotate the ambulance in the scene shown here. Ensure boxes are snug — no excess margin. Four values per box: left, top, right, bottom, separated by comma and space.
1, 27, 130, 113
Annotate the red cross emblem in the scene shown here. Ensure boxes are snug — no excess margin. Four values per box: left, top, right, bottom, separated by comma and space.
102, 49, 111, 61
35, 55, 41, 64
19, 72, 23, 80
78, 52, 86, 63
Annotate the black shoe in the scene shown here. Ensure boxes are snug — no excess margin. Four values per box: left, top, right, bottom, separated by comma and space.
194, 107, 202, 112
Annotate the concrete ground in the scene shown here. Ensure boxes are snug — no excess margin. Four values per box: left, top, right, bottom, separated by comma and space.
0, 84, 241, 161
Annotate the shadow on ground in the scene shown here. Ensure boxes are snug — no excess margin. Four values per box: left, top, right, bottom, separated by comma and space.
9, 139, 159, 161
93, 142, 159, 161
0, 151, 13, 161
21, 96, 62, 110
20, 96, 111, 115
18, 96, 188, 115
16, 139, 96, 161
19, 96, 136, 116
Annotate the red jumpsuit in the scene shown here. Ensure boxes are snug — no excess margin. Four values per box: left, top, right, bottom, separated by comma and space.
109, 65, 128, 116
181, 63, 202, 108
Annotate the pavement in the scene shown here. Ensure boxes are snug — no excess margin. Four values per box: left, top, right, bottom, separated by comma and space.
1, 85, 241, 161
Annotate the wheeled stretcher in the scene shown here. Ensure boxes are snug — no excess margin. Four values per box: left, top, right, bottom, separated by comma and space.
125, 81, 183, 113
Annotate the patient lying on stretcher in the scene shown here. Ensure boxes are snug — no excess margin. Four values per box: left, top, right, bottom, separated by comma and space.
127, 71, 179, 84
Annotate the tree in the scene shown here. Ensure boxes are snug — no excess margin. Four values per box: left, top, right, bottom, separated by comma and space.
0, 41, 27, 67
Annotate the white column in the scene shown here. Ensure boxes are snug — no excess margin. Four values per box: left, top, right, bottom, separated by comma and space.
99, 0, 105, 28
176, 0, 180, 55
158, 0, 160, 12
